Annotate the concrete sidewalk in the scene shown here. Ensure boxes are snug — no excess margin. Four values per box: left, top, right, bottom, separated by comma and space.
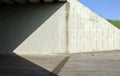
1, 52, 120, 76
0, 53, 67, 76
59, 53, 120, 76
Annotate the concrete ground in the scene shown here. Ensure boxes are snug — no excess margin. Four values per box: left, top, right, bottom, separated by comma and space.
1, 51, 120, 76
59, 52, 120, 76
0, 53, 66, 76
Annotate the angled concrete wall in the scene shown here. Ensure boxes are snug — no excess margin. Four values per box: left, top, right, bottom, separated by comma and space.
0, 0, 120, 54
14, 0, 120, 54
14, 3, 67, 54
0, 3, 66, 54
68, 0, 120, 53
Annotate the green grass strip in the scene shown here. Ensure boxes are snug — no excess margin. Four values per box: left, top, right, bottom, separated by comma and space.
108, 20, 120, 29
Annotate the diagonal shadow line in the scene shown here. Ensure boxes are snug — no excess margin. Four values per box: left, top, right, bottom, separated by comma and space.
0, 53, 58, 76
0, 3, 66, 76
0, 2, 65, 53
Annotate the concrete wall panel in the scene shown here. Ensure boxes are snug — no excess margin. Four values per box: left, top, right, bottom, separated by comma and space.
68, 0, 120, 53
14, 4, 67, 54
1, 0, 120, 54
0, 3, 65, 54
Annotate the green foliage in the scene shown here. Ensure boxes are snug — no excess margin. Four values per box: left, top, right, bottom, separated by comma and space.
108, 20, 120, 29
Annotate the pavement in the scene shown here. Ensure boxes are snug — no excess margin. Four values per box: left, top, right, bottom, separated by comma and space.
0, 53, 67, 76
59, 52, 120, 76
1, 51, 120, 76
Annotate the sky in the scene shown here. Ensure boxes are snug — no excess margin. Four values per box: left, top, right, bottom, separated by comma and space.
78, 0, 120, 20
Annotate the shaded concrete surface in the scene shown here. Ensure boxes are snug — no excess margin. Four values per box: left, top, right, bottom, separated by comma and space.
18, 54, 67, 71
1, 51, 120, 76
0, 53, 66, 76
0, 3, 64, 53
59, 51, 120, 76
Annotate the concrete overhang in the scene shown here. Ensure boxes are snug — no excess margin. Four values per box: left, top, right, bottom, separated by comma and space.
0, 0, 67, 4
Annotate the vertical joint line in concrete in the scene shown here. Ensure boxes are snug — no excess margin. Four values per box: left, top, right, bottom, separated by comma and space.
65, 2, 70, 53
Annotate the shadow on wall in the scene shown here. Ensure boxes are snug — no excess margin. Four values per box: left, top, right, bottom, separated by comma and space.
0, 53, 57, 76
0, 3, 65, 76
0, 3, 65, 53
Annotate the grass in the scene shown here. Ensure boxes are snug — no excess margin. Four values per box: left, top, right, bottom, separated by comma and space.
108, 19, 120, 29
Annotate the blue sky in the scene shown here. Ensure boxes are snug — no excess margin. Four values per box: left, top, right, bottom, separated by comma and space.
78, 0, 120, 20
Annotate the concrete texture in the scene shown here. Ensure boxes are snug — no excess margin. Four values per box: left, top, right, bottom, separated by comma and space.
0, 0, 120, 54
1, 52, 120, 76
0, 53, 67, 76
14, 0, 120, 54
68, 0, 120, 53
59, 53, 120, 76
13, 3, 67, 54
1, 1, 120, 76
19, 54, 67, 71
0, 3, 65, 53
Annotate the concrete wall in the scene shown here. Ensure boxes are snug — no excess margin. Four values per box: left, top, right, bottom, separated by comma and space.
68, 0, 120, 53
0, 0, 120, 54
14, 3, 67, 54
0, 3, 65, 53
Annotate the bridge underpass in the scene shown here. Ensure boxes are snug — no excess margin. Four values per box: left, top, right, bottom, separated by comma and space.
0, 0, 120, 76
0, 1, 68, 76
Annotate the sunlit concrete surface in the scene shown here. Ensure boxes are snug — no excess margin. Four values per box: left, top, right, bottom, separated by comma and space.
68, 0, 120, 53
13, 3, 67, 54
1, 0, 120, 76
0, 0, 120, 54
59, 52, 120, 76
19, 54, 67, 71
12, 0, 120, 54
0, 53, 67, 76
1, 52, 120, 76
